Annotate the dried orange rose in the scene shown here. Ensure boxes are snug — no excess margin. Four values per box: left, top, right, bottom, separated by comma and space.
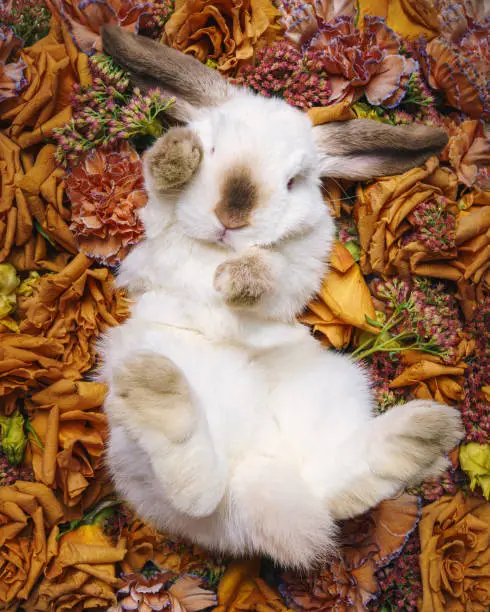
299, 242, 378, 349
0, 18, 91, 148
164, 0, 282, 73
18, 253, 130, 375
24, 523, 126, 611
0, 481, 64, 608
0, 333, 73, 415
419, 491, 490, 611
66, 142, 146, 265
26, 379, 108, 507
355, 157, 463, 280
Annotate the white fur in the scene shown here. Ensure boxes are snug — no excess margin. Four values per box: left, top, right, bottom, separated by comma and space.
99, 92, 463, 568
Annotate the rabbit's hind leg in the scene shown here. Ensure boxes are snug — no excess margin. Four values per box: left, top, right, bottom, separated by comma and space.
319, 400, 464, 520
230, 456, 337, 569
107, 352, 226, 518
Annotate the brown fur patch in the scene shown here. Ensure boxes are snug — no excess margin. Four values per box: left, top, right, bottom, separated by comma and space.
147, 127, 203, 192
112, 353, 194, 443
214, 249, 273, 306
214, 166, 258, 229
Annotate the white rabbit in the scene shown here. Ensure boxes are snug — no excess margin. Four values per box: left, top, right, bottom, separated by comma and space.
98, 25, 463, 569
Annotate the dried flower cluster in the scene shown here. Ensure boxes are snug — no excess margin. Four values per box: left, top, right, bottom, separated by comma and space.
0, 0, 489, 610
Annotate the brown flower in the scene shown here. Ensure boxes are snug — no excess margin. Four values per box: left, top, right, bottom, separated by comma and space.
26, 379, 109, 508
419, 491, 490, 611
0, 333, 70, 414
310, 15, 417, 106
357, 0, 441, 40
45, 0, 153, 54
299, 242, 378, 350
18, 252, 130, 375
67, 142, 147, 264
418, 33, 489, 120
216, 560, 290, 611
25, 523, 126, 611
389, 351, 467, 405
0, 24, 27, 103
0, 481, 64, 608
444, 119, 490, 189
0, 19, 91, 148
163, 0, 282, 73
282, 494, 420, 610
355, 157, 464, 280
111, 571, 217, 611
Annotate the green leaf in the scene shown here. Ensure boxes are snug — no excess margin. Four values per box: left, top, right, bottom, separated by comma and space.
365, 314, 384, 329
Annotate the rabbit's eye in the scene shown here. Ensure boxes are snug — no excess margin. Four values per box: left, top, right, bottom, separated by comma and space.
287, 176, 298, 190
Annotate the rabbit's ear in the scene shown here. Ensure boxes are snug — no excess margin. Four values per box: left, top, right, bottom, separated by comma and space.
313, 119, 448, 180
101, 25, 237, 122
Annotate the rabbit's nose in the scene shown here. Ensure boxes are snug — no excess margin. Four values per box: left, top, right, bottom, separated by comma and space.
215, 209, 249, 230
214, 165, 257, 230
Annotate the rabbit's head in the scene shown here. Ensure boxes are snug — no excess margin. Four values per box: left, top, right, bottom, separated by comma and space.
102, 26, 448, 252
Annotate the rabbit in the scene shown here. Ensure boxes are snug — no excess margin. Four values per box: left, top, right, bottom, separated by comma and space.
98, 24, 464, 569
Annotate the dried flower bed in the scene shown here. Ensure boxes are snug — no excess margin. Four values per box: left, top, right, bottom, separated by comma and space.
0, 0, 489, 610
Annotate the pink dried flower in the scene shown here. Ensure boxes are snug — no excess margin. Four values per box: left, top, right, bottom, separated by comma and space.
409, 196, 457, 253
309, 15, 418, 106
233, 41, 332, 109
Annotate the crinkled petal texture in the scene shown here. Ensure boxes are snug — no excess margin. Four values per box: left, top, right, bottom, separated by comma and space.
164, 0, 282, 72
419, 35, 490, 120
310, 15, 416, 105
281, 494, 420, 610
0, 24, 27, 103
44, 0, 153, 54
67, 143, 146, 265
0, 482, 64, 607
444, 119, 490, 189
419, 491, 490, 612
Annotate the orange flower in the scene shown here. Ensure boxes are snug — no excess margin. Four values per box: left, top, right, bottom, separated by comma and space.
0, 481, 64, 608
0, 135, 77, 266
299, 242, 378, 350
357, 0, 441, 40
282, 494, 420, 610
0, 18, 90, 148
24, 523, 126, 611
0, 24, 27, 103
419, 491, 490, 612
26, 379, 109, 508
444, 119, 490, 189
216, 560, 290, 611
18, 253, 130, 375
389, 351, 467, 405
163, 0, 282, 73
0, 333, 71, 414
45, 0, 154, 54
66, 142, 147, 264
355, 157, 465, 280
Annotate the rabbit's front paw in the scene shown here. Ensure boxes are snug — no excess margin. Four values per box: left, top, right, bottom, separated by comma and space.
146, 127, 202, 191
113, 353, 195, 443
214, 249, 274, 307
368, 400, 464, 484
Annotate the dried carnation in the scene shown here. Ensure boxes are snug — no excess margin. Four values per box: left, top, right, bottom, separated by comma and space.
309, 15, 417, 106
66, 142, 146, 264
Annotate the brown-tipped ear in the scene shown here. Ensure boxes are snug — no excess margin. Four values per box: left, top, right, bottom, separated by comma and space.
101, 25, 238, 122
313, 119, 449, 180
